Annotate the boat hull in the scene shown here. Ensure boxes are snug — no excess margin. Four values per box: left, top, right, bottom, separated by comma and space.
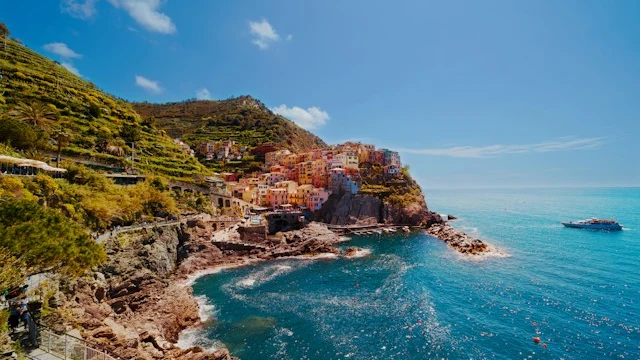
562, 222, 622, 231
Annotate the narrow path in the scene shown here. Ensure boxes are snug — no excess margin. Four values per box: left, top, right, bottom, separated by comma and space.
26, 348, 61, 360
95, 220, 184, 243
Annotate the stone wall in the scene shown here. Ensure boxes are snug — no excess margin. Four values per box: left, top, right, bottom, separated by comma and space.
238, 225, 267, 242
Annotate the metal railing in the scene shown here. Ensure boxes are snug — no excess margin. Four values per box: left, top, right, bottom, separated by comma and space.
39, 326, 126, 360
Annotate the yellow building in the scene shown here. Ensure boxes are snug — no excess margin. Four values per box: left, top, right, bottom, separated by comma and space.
275, 180, 298, 193
297, 161, 314, 185
283, 154, 299, 169
291, 184, 313, 206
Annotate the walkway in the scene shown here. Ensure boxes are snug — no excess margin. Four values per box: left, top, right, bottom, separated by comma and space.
95, 219, 184, 243
26, 348, 60, 360
26, 325, 125, 360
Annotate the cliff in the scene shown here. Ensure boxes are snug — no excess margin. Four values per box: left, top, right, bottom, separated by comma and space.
48, 218, 344, 360
52, 220, 237, 360
314, 164, 443, 227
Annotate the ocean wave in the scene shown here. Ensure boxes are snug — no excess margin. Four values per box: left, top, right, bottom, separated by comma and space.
344, 248, 372, 258
194, 294, 217, 322
235, 264, 295, 289
176, 325, 224, 352
180, 259, 263, 287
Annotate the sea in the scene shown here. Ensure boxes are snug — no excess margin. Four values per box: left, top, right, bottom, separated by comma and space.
179, 187, 640, 360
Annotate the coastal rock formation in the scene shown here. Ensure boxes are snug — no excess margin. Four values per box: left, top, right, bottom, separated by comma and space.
312, 193, 382, 225
426, 223, 498, 255
52, 220, 343, 360
55, 221, 239, 360
313, 192, 442, 227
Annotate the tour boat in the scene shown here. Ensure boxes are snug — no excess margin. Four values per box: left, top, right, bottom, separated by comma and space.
561, 218, 622, 231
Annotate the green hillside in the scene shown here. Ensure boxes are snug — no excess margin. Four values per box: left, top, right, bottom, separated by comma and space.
132, 97, 327, 153
0, 38, 209, 179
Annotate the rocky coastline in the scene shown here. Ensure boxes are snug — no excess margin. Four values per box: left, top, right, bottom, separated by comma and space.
49, 219, 346, 360
47, 211, 497, 360
426, 222, 504, 256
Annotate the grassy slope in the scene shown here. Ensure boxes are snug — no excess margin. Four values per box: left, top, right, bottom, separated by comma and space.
132, 97, 327, 153
0, 39, 209, 179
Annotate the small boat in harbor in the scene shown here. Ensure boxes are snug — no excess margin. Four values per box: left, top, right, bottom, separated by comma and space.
561, 218, 623, 231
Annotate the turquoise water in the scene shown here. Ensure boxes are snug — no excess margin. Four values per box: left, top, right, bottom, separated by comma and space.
186, 188, 640, 359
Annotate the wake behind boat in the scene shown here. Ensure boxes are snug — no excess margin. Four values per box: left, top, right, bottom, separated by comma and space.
562, 218, 623, 231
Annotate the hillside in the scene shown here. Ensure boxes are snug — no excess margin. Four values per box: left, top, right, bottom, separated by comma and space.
132, 97, 327, 153
0, 38, 209, 179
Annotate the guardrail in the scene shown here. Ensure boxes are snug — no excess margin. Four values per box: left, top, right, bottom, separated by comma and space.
39, 326, 127, 360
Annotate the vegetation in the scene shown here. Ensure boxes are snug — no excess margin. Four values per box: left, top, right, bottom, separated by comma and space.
359, 163, 425, 208
132, 97, 327, 164
0, 198, 106, 277
0, 38, 209, 179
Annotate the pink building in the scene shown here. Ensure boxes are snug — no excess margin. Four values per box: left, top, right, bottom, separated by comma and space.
267, 188, 289, 209
307, 188, 331, 211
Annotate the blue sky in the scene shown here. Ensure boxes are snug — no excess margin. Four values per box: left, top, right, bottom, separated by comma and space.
2, 0, 639, 188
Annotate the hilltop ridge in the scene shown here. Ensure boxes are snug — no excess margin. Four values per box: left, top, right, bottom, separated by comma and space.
132, 97, 327, 154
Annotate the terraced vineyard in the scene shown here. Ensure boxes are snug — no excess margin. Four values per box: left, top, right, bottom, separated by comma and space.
0, 38, 209, 179
133, 96, 327, 153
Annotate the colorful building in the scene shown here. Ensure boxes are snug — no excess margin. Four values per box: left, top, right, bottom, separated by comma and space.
307, 188, 331, 211
345, 150, 359, 169
265, 149, 291, 167
267, 188, 289, 209
242, 186, 258, 204
313, 174, 328, 188
283, 154, 299, 169
260, 172, 287, 186
290, 184, 313, 206
333, 154, 348, 168
382, 149, 401, 167
275, 180, 298, 194
297, 161, 314, 185
385, 164, 401, 175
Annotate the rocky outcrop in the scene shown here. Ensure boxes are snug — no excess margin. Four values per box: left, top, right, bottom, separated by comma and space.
426, 223, 500, 256
52, 220, 345, 360
313, 192, 442, 227
312, 193, 382, 226
54, 221, 239, 360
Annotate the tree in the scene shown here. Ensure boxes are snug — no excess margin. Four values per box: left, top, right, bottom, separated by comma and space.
8, 102, 58, 128
0, 118, 39, 150
51, 126, 73, 168
88, 103, 102, 118
121, 124, 141, 170
0, 199, 106, 277
0, 23, 8, 49
0, 23, 8, 38
0, 248, 24, 292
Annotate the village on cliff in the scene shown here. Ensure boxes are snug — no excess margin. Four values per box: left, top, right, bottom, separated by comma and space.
187, 140, 402, 213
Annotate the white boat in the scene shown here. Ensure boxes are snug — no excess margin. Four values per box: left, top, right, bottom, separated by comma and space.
562, 218, 622, 231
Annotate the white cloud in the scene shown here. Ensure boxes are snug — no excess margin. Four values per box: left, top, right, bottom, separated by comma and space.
271, 104, 329, 130
286, 34, 293, 41
61, 62, 81, 77
43, 42, 82, 59
108, 0, 176, 34
61, 0, 99, 20
249, 18, 280, 49
135, 75, 163, 94
398, 137, 604, 158
196, 88, 211, 100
